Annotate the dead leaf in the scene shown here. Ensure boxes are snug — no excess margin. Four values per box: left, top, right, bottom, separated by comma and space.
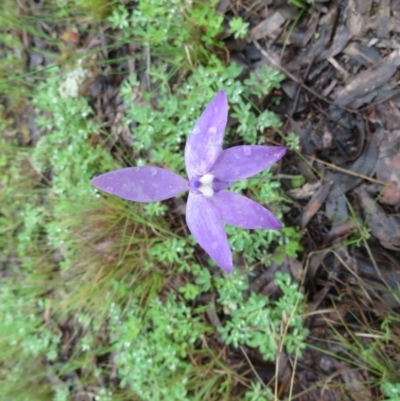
374, 129, 400, 205
290, 118, 314, 156
278, 10, 319, 48
340, 367, 373, 401
276, 351, 292, 382
354, 186, 400, 251
319, 24, 350, 60
249, 11, 285, 41
302, 180, 334, 228
386, 104, 400, 130
333, 50, 400, 107
379, 183, 400, 206
287, 181, 321, 200
319, 3, 339, 48
324, 220, 357, 243
345, 0, 373, 38
326, 192, 349, 223
288, 257, 303, 283
216, 0, 230, 14
342, 42, 381, 67
206, 304, 222, 328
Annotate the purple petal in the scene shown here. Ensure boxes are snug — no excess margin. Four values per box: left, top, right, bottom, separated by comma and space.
91, 167, 188, 202
184, 90, 228, 179
210, 146, 286, 181
186, 192, 233, 273
211, 191, 282, 229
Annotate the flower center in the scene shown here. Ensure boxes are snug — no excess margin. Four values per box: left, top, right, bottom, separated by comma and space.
188, 174, 231, 197
198, 173, 214, 197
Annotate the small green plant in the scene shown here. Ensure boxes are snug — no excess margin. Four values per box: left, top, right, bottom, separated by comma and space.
0, 32, 27, 108
0, 286, 61, 400
108, 3, 130, 29
216, 271, 307, 361
107, 0, 224, 64
286, 131, 300, 151
229, 17, 250, 39
244, 382, 274, 401
382, 381, 400, 400
244, 65, 285, 99
274, 227, 304, 263
108, 293, 209, 401
288, 0, 313, 9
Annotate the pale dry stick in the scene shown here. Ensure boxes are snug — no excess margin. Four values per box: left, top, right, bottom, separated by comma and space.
314, 158, 390, 187
184, 44, 193, 68
288, 344, 300, 401
142, 41, 151, 91
322, 78, 338, 97
306, 308, 348, 317
354, 332, 384, 339
145, 41, 151, 76
283, 297, 306, 401
127, 43, 136, 76
327, 56, 349, 81
272, 322, 280, 401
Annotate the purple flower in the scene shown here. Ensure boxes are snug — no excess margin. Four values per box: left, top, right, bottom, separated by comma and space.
91, 90, 285, 273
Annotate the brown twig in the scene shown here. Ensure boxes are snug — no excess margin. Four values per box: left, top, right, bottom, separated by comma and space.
313, 158, 389, 186
252, 39, 360, 116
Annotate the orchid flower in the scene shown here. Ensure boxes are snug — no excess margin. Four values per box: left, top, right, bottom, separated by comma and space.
91, 90, 285, 273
